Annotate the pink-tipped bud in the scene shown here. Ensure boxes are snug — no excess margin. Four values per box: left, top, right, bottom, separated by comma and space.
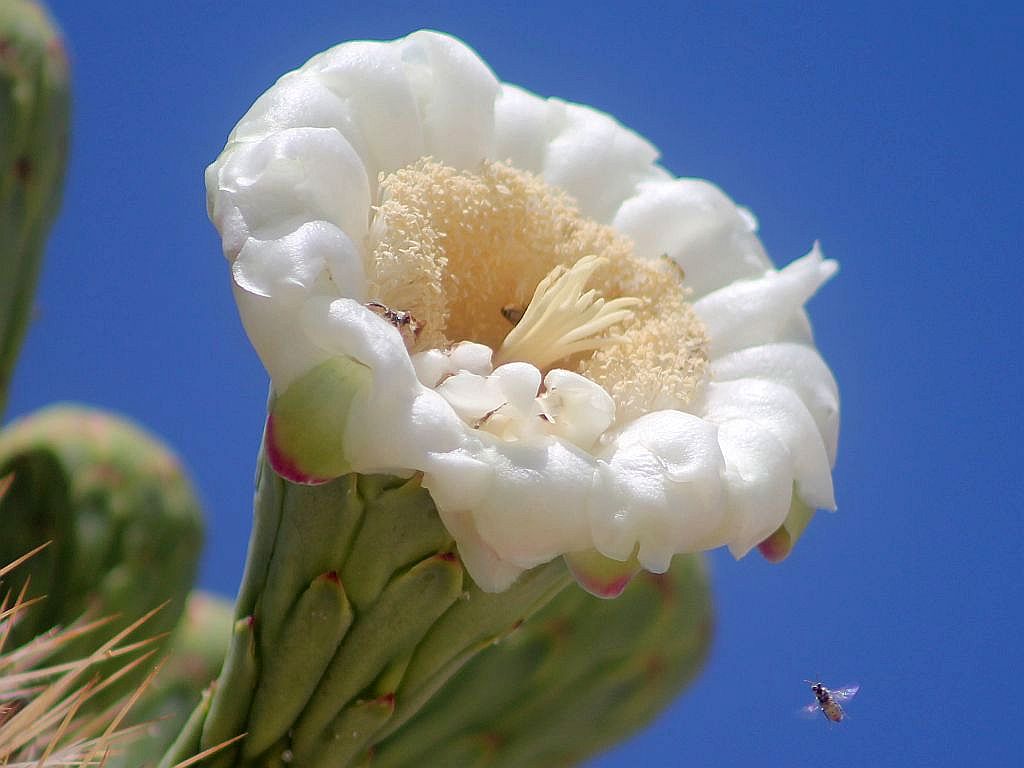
757, 494, 817, 563
565, 549, 642, 599
265, 356, 372, 485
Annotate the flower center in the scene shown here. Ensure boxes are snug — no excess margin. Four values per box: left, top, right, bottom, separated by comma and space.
366, 158, 709, 422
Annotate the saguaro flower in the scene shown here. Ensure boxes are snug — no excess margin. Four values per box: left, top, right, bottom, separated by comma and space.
206, 30, 839, 594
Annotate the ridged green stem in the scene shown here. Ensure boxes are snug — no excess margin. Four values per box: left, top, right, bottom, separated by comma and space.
371, 557, 712, 768
179, 443, 572, 768
171, 436, 712, 767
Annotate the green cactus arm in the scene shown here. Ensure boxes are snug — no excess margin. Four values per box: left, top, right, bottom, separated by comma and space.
0, 404, 205, 710
0, 0, 71, 416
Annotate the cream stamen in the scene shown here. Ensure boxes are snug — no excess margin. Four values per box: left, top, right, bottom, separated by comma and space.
494, 255, 641, 370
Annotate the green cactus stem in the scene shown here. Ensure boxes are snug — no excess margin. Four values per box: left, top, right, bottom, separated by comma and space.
370, 558, 712, 768
0, 0, 71, 416
169, 436, 712, 767
0, 404, 204, 709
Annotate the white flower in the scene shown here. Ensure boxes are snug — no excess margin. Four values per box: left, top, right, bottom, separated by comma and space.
206, 30, 840, 593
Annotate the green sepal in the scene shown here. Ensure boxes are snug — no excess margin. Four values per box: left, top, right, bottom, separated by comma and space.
200, 616, 259, 761
256, 473, 363, 653
244, 572, 354, 759
163, 449, 712, 768
305, 695, 396, 768
379, 559, 570, 741
291, 552, 464, 759
156, 684, 213, 768
341, 473, 452, 612
266, 356, 372, 484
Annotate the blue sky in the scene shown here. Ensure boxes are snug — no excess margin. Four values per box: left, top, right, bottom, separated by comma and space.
9, 1, 1022, 765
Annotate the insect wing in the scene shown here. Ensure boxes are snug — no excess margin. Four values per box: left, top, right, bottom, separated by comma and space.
831, 684, 860, 703
797, 701, 822, 719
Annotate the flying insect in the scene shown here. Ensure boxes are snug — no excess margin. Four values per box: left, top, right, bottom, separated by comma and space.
802, 680, 859, 723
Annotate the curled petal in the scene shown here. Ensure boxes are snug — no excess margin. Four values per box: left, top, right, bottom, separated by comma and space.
711, 342, 840, 465
398, 30, 500, 170
425, 438, 596, 589
310, 40, 427, 180
232, 221, 366, 305
702, 378, 835, 511
493, 84, 562, 175
594, 411, 726, 573
716, 418, 796, 558
613, 178, 772, 298
208, 127, 370, 260
542, 101, 664, 223
693, 244, 837, 359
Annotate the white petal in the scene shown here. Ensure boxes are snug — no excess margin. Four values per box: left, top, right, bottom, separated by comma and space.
716, 419, 795, 558
594, 411, 726, 572
435, 508, 525, 593
232, 221, 365, 305
694, 244, 838, 358
436, 370, 506, 423
493, 84, 563, 174
311, 40, 426, 183
702, 378, 835, 510
539, 369, 616, 451
412, 341, 494, 389
426, 437, 594, 568
399, 31, 499, 170
612, 178, 772, 298
208, 127, 370, 260
711, 342, 840, 464
299, 297, 414, 384
233, 286, 332, 392
411, 348, 452, 389
229, 72, 373, 173
296, 297, 467, 472
491, 363, 543, 413
542, 100, 662, 223
448, 342, 494, 375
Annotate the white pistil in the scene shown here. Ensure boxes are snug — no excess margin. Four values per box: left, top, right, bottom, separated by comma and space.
494, 255, 641, 369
